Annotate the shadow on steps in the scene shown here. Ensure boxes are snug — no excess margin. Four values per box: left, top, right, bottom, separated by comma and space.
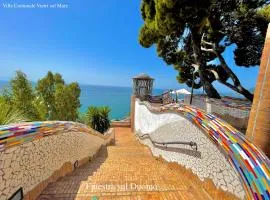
37, 146, 109, 199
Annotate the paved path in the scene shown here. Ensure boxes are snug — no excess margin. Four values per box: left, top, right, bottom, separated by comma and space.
37, 127, 235, 200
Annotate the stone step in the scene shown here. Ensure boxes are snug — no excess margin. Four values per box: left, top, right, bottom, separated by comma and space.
37, 127, 237, 200
38, 189, 209, 200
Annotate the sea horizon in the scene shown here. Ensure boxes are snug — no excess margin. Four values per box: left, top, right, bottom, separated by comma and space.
0, 80, 251, 120
0, 80, 165, 120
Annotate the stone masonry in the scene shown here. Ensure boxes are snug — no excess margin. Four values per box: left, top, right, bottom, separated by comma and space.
246, 23, 270, 157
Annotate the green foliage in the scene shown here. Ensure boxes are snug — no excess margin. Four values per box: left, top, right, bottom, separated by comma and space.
85, 106, 111, 134
0, 71, 112, 131
10, 71, 40, 120
54, 82, 81, 121
258, 5, 270, 22
78, 112, 87, 124
0, 97, 28, 125
0, 70, 82, 125
36, 72, 63, 120
139, 0, 269, 101
36, 71, 81, 121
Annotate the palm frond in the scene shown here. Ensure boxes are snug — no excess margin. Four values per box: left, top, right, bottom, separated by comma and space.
85, 106, 111, 134
0, 100, 28, 125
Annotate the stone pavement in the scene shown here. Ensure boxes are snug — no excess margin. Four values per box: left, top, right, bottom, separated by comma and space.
37, 127, 237, 200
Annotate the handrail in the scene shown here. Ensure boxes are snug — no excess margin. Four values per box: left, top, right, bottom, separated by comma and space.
147, 90, 174, 105
138, 133, 198, 151
149, 90, 171, 98
136, 100, 270, 199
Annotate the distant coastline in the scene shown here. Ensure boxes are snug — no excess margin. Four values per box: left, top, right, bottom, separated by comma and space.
0, 80, 163, 120
0, 80, 254, 119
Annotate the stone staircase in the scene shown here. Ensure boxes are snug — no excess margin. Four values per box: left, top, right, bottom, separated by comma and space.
37, 127, 238, 200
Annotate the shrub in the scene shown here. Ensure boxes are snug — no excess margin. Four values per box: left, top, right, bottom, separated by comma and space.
0, 97, 28, 125
85, 106, 111, 134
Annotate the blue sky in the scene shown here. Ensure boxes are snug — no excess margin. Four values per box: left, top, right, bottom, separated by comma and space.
0, 0, 259, 92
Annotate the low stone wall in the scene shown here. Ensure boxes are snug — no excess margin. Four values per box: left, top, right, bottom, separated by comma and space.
184, 95, 250, 131
184, 95, 207, 111
135, 100, 245, 199
111, 121, 131, 127
0, 122, 114, 200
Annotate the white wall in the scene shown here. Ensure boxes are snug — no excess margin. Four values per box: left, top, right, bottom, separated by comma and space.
135, 100, 183, 134
134, 99, 245, 199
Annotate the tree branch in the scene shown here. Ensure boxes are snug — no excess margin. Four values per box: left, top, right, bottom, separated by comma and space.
191, 63, 199, 73
201, 33, 217, 53
207, 69, 220, 80
201, 33, 215, 46
201, 47, 215, 53
200, 33, 253, 101
190, 29, 221, 99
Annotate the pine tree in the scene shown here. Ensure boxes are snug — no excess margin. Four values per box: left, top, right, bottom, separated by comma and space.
139, 0, 270, 101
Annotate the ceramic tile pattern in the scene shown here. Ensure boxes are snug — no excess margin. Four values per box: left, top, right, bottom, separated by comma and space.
135, 100, 245, 198
0, 102, 270, 199
153, 103, 270, 200
0, 122, 113, 200
0, 121, 106, 152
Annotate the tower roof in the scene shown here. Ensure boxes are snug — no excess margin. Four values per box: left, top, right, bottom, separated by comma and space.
133, 73, 154, 80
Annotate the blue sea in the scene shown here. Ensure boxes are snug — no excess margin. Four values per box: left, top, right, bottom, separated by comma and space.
0, 80, 250, 119
0, 80, 163, 120
80, 85, 165, 119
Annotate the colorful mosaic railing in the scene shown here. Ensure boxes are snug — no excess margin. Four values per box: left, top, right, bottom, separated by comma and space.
143, 101, 270, 200
0, 121, 107, 152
